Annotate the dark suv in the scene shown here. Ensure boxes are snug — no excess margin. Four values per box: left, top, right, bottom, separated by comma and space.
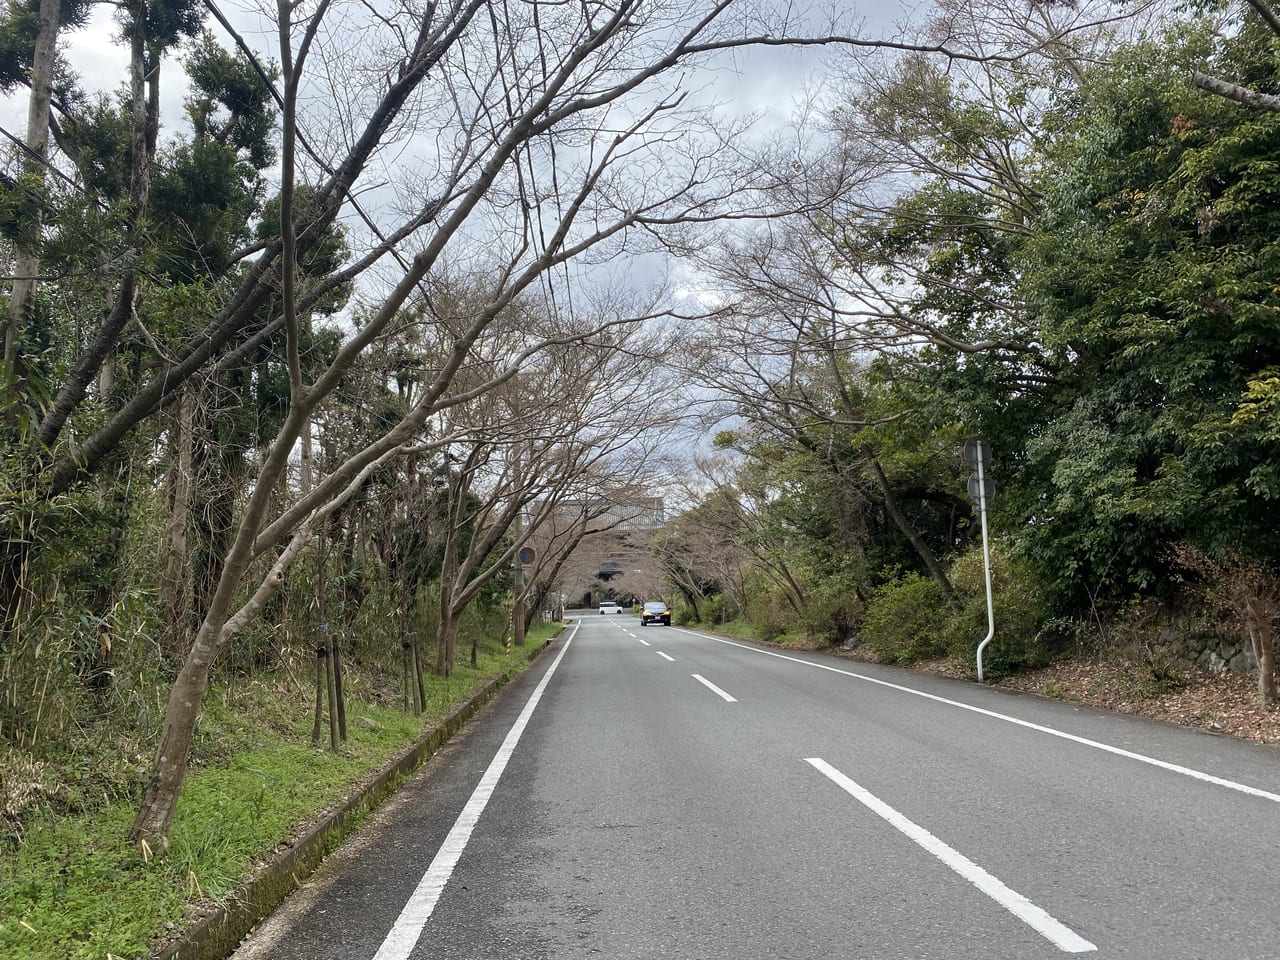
640, 601, 671, 626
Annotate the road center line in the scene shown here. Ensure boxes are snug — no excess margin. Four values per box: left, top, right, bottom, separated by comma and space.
692, 673, 737, 702
670, 629, 1280, 805
657, 651, 675, 662
806, 758, 1096, 954
371, 626, 576, 960
636, 637, 651, 646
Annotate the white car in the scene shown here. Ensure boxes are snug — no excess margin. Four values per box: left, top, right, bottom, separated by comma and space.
598, 602, 624, 614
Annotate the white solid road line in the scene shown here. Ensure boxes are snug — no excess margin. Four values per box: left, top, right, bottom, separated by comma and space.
371, 625, 577, 960
806, 758, 1097, 954
692, 673, 737, 702
657, 652, 675, 662
671, 629, 1280, 805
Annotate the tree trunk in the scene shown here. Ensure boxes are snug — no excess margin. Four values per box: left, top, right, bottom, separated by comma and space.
339, 515, 364, 628
3, 0, 59, 367
130, 618, 222, 852
300, 412, 314, 493
680, 586, 702, 623
411, 637, 425, 713
523, 586, 543, 633
330, 631, 347, 740
437, 610, 460, 678
866, 452, 957, 603
131, 391, 314, 848
1246, 599, 1277, 706
414, 640, 427, 710
324, 630, 339, 750
158, 392, 196, 661
436, 479, 461, 676
401, 640, 413, 711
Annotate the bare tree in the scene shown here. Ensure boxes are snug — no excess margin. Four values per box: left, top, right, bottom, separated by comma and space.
433, 313, 679, 672
1174, 544, 1279, 706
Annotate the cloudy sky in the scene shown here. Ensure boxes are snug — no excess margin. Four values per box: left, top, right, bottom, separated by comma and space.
1, 0, 921, 315
4, 1, 918, 169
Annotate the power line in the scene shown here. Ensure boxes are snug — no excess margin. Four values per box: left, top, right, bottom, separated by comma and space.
0, 123, 96, 202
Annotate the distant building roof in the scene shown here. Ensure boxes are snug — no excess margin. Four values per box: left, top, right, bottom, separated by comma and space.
553, 496, 666, 531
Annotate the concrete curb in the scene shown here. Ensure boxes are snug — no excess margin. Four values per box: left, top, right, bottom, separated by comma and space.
153, 635, 557, 960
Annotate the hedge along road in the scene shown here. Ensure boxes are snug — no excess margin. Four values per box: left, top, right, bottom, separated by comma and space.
230, 615, 1280, 960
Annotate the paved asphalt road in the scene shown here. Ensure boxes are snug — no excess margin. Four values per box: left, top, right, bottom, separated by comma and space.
230, 614, 1280, 960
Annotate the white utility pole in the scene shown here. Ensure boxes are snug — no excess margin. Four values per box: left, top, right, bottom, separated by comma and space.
964, 440, 996, 682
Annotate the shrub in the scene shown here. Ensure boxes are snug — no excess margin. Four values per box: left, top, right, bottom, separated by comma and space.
699, 593, 727, 626
745, 590, 789, 642
861, 573, 948, 662
797, 569, 863, 646
1088, 599, 1191, 697
942, 544, 1049, 677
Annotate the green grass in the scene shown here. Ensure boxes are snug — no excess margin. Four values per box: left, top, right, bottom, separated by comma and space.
0, 628, 558, 960
697, 618, 804, 646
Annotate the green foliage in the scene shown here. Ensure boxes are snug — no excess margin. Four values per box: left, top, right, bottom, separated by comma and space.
942, 544, 1049, 677
184, 31, 277, 169
63, 93, 132, 201
860, 573, 947, 663
148, 137, 259, 281
667, 13, 1280, 665
0, 0, 93, 93
142, 0, 205, 54
795, 563, 863, 645
0, 172, 48, 246
0, 474, 167, 753
744, 588, 789, 643
257, 185, 349, 277
697, 593, 734, 627
857, 547, 1047, 675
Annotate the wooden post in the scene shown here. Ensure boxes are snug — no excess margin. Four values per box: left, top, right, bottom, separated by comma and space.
311, 645, 327, 748
401, 638, 413, 712
323, 624, 339, 750
414, 636, 428, 713
330, 627, 347, 741
409, 637, 424, 714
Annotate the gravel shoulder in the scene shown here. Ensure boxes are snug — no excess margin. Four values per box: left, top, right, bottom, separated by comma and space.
989, 658, 1280, 744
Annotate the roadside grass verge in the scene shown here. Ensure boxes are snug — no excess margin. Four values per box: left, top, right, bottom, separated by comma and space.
0, 624, 560, 960
694, 618, 805, 646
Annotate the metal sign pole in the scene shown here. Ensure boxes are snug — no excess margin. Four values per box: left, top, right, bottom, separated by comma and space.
975, 452, 996, 682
